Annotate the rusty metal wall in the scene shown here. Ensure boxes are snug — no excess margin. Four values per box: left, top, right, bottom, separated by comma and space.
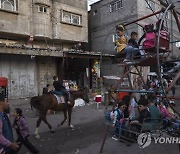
0, 54, 38, 99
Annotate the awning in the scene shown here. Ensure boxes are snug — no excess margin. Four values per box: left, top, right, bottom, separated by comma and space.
63, 50, 115, 59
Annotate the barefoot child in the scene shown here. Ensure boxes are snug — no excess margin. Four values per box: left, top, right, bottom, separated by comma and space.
12, 108, 39, 154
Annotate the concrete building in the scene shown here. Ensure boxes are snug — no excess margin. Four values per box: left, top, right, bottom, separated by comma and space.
89, 0, 180, 77
0, 0, 88, 98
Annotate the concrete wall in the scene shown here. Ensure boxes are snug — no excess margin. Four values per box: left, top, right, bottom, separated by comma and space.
0, 0, 31, 36
90, 0, 138, 54
53, 0, 87, 10
52, 1, 88, 43
36, 56, 57, 95
0, 0, 88, 44
33, 0, 52, 38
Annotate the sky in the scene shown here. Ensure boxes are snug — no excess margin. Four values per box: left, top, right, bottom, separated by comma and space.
88, 0, 100, 10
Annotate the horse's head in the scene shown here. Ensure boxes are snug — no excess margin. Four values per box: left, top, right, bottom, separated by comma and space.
70, 88, 89, 103
82, 88, 89, 103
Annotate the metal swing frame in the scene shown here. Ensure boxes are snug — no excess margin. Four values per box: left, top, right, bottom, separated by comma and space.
100, 1, 180, 153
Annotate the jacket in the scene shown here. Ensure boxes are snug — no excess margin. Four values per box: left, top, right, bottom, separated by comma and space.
115, 34, 127, 53
112, 108, 124, 124
13, 116, 29, 138
0, 112, 13, 153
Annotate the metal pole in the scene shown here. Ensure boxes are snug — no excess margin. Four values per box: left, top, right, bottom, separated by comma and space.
156, 4, 173, 101
62, 52, 65, 81
166, 71, 180, 92
170, 11, 174, 56
135, 66, 148, 90
99, 125, 110, 153
112, 65, 134, 89
124, 10, 163, 27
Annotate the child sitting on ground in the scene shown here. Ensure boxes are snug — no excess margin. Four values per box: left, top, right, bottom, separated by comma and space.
12, 108, 39, 154
112, 102, 128, 136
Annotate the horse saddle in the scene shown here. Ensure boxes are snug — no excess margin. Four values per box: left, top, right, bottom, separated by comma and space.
53, 94, 65, 104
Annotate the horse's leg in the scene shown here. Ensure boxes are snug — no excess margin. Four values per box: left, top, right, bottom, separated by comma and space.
34, 115, 43, 139
58, 109, 67, 127
68, 106, 74, 129
42, 116, 54, 133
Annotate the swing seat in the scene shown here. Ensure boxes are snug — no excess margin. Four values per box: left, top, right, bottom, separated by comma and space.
116, 52, 142, 61
143, 30, 170, 54
143, 47, 170, 54
116, 52, 126, 59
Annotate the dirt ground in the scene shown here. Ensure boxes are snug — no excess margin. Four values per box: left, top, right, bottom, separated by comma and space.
7, 85, 180, 154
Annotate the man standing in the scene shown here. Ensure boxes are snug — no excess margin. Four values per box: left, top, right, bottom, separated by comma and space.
0, 94, 19, 154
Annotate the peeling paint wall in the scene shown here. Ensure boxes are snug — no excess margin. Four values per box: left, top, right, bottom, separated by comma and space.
36, 56, 57, 95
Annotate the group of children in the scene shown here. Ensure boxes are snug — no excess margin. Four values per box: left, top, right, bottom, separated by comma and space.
114, 21, 167, 64
115, 25, 140, 64
107, 93, 180, 138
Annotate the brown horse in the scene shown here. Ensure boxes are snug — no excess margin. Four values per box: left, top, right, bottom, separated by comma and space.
30, 89, 89, 138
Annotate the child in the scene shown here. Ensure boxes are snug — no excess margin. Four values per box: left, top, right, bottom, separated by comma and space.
128, 93, 138, 120
42, 84, 50, 94
130, 98, 151, 131
112, 102, 128, 136
115, 25, 139, 63
159, 102, 180, 130
12, 108, 39, 154
128, 98, 151, 139
128, 32, 139, 48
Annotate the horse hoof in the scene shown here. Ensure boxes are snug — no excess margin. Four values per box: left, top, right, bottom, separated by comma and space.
70, 125, 74, 129
35, 134, 40, 139
50, 129, 55, 133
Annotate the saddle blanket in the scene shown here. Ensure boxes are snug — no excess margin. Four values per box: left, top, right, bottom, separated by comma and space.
54, 94, 65, 104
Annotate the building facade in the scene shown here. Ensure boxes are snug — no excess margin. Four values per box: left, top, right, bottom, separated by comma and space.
0, 0, 88, 98
89, 0, 180, 77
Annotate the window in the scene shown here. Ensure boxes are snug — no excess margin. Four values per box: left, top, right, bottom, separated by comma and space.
62, 11, 81, 25
110, 0, 123, 13
93, 10, 97, 16
38, 5, 48, 13
146, 0, 155, 10
0, 0, 17, 11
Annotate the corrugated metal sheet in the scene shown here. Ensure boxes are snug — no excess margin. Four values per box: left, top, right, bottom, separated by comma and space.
0, 55, 37, 99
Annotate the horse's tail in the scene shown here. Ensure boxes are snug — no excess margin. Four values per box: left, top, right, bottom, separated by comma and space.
30, 96, 42, 111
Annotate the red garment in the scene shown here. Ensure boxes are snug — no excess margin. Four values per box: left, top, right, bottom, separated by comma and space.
159, 106, 173, 119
